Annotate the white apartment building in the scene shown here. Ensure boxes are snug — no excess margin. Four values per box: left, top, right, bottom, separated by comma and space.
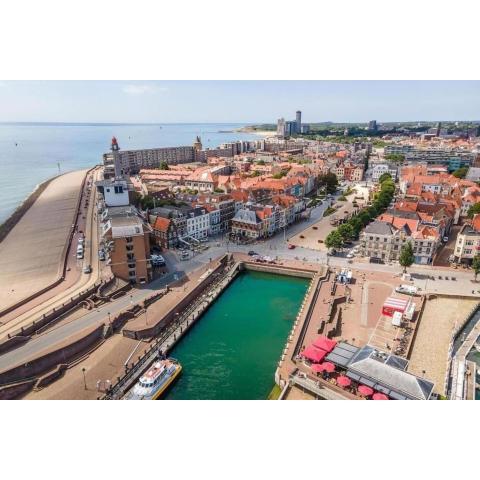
371, 164, 398, 183
186, 207, 210, 240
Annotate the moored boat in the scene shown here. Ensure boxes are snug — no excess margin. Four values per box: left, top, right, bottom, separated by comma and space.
125, 358, 182, 400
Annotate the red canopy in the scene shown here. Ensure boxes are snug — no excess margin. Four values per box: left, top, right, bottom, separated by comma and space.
358, 385, 374, 396
312, 335, 337, 353
302, 346, 327, 363
372, 392, 389, 400
336, 376, 352, 387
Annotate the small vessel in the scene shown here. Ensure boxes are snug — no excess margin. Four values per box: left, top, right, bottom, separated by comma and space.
126, 358, 182, 400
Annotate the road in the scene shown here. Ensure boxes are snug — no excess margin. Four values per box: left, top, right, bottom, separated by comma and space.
0, 270, 184, 373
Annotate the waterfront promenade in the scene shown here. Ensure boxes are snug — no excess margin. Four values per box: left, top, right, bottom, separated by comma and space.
0, 170, 87, 315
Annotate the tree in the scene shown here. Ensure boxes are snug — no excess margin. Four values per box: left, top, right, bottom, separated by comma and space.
337, 223, 354, 242
378, 172, 392, 184
318, 172, 338, 194
325, 230, 344, 250
159, 161, 169, 170
452, 166, 468, 179
399, 242, 415, 273
256, 159, 265, 165
473, 255, 480, 281
467, 203, 480, 218
384, 154, 405, 163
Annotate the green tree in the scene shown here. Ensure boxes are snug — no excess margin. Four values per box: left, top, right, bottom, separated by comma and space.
467, 203, 480, 218
378, 172, 392, 184
399, 242, 415, 273
318, 172, 338, 194
384, 154, 405, 163
337, 223, 354, 242
472, 255, 480, 281
325, 230, 344, 250
256, 159, 265, 165
452, 166, 468, 179
159, 161, 169, 170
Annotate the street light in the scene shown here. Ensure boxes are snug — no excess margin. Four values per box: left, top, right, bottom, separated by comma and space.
82, 367, 87, 390
107, 311, 111, 325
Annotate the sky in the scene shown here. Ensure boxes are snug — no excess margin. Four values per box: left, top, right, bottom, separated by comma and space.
0, 80, 479, 124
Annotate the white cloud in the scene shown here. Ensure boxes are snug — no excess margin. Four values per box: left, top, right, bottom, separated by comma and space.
122, 84, 167, 95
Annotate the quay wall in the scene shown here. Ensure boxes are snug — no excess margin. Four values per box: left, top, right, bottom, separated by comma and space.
0, 324, 104, 386
0, 379, 37, 400
0, 168, 93, 319
242, 262, 316, 278
123, 255, 230, 340
0, 275, 115, 355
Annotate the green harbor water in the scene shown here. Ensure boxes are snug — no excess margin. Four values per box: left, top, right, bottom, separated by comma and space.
164, 270, 309, 400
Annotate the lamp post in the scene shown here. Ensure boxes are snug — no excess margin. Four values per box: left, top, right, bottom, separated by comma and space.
82, 367, 87, 390
107, 311, 111, 325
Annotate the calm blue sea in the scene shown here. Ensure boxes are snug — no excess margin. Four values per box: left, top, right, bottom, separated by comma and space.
0, 123, 258, 223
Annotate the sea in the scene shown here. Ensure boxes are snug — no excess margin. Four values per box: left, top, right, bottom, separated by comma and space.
0, 122, 259, 223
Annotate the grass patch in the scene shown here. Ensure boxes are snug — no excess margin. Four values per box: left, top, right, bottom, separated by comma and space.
323, 207, 336, 217
267, 384, 282, 400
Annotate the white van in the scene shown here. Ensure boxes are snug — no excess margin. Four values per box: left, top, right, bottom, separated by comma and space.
395, 284, 419, 296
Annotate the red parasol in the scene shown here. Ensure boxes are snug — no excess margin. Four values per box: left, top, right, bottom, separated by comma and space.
372, 392, 389, 400
336, 376, 352, 387
358, 385, 374, 396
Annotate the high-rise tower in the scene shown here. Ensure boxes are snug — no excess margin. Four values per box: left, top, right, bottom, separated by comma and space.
296, 110, 302, 133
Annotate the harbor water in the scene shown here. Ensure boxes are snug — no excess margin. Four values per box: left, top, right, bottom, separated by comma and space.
164, 270, 309, 400
0, 122, 258, 223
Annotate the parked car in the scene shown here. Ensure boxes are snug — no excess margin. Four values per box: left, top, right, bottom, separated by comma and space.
248, 250, 257, 256
76, 251, 84, 260
443, 236, 449, 243
346, 253, 354, 259
83, 264, 92, 274
98, 250, 105, 261
288, 244, 295, 250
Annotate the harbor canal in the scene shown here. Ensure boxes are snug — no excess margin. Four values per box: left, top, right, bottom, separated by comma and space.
164, 270, 309, 400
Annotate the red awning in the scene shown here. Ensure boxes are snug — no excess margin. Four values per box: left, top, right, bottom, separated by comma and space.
312, 335, 337, 353
358, 385, 374, 396
372, 392, 389, 400
302, 346, 328, 363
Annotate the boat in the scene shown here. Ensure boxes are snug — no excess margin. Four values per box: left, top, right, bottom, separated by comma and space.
125, 358, 182, 400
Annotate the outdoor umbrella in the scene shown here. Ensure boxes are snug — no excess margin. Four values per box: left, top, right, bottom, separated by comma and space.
372, 392, 389, 400
312, 335, 337, 353
358, 385, 374, 396
311, 364, 324, 373
336, 376, 352, 387
318, 362, 336, 373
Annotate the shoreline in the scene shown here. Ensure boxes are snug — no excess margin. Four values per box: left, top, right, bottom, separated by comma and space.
0, 175, 59, 244
235, 127, 277, 137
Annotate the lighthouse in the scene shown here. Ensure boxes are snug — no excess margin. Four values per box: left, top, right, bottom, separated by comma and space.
111, 136, 122, 178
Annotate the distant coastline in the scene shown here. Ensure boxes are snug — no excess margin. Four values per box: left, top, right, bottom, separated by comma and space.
235, 126, 277, 137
